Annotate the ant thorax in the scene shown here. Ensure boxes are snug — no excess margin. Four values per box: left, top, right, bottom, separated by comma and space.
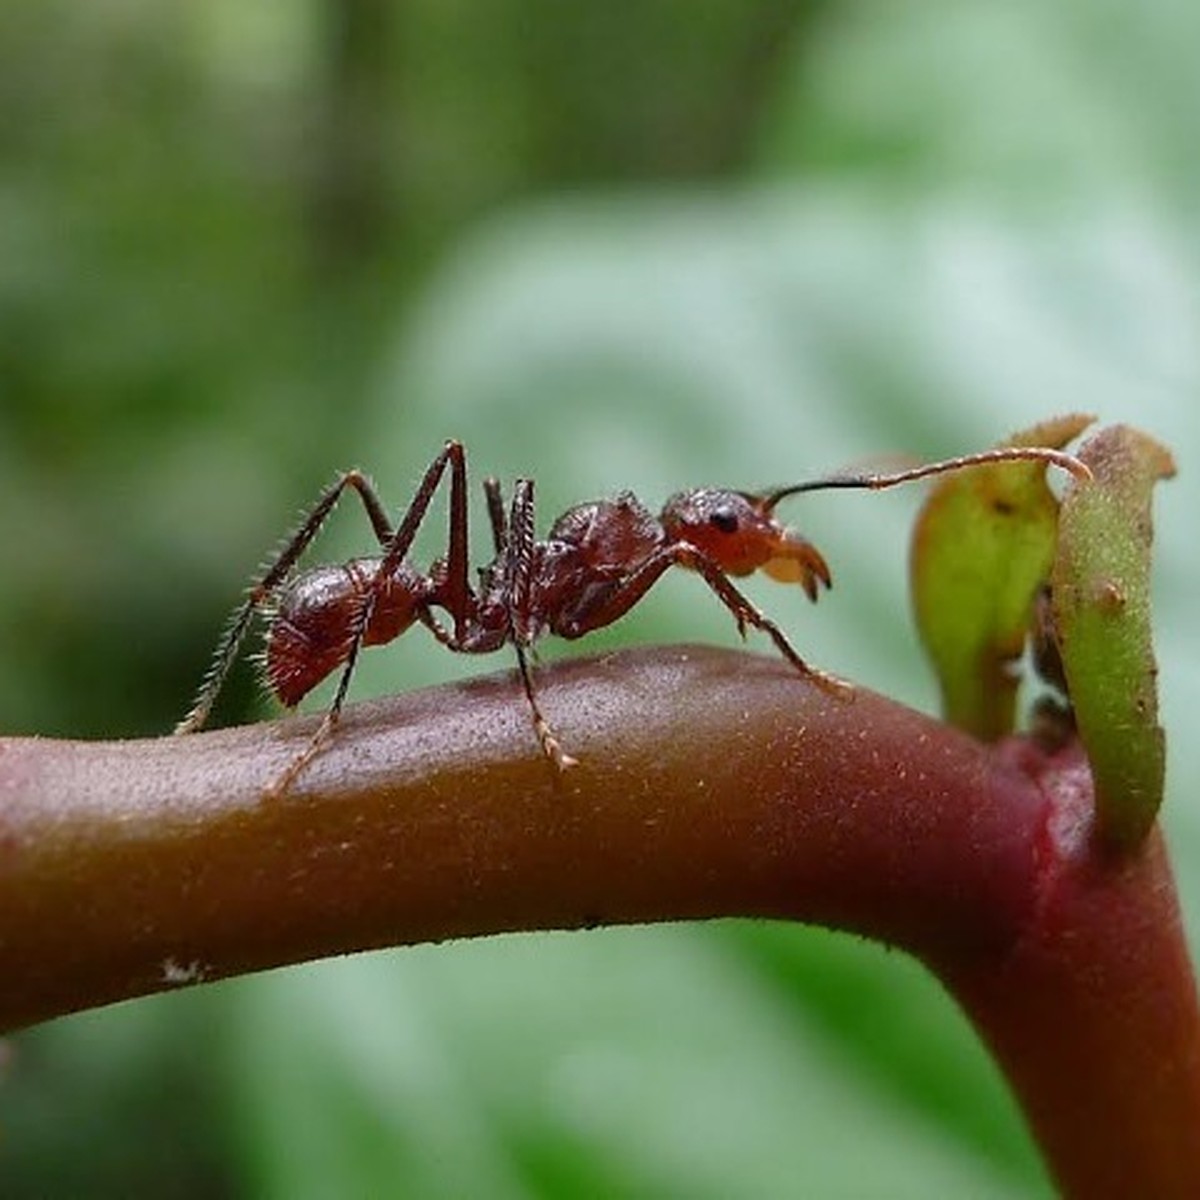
546, 493, 665, 567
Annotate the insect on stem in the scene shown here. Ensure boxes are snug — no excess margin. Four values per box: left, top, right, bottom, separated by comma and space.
175, 438, 1090, 793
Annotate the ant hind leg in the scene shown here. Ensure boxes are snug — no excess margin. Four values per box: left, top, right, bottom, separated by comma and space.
174, 469, 394, 735
263, 607, 371, 797
267, 441, 468, 793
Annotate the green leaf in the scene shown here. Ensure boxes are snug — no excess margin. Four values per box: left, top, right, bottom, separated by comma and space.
1051, 426, 1175, 850
910, 414, 1093, 740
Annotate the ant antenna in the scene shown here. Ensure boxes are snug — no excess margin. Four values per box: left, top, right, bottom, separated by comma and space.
758, 446, 1092, 513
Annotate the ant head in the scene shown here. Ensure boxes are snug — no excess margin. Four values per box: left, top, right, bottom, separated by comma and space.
660, 488, 831, 601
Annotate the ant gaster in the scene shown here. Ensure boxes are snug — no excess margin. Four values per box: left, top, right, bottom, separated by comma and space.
175, 440, 1090, 792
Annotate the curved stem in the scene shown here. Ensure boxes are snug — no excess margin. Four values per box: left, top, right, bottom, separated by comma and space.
934, 738, 1200, 1198
0, 645, 1197, 1195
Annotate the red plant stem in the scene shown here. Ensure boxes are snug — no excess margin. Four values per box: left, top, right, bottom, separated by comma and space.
0, 645, 1196, 1194
934, 738, 1200, 1198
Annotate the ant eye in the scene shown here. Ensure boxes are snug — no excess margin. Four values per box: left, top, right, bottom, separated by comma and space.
709, 507, 739, 534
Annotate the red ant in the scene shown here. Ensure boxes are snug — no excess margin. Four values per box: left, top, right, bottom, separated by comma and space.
174, 439, 1089, 792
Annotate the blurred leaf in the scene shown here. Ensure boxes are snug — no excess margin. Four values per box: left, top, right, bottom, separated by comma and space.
228, 935, 1040, 1199
730, 923, 1047, 1187
761, 0, 1200, 207
1051, 425, 1176, 849
910, 413, 1093, 739
0, 991, 238, 1200
3, 1, 1198, 1197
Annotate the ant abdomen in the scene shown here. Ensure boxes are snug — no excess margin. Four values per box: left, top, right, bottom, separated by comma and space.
264, 558, 427, 706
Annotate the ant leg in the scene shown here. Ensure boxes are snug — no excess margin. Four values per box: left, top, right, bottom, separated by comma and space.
438, 440, 473, 641
266, 620, 371, 797
175, 469, 395, 735
555, 544, 853, 700
515, 644, 578, 770
504, 479, 539, 634
501, 479, 576, 770
418, 607, 456, 648
269, 441, 468, 793
682, 552, 853, 699
483, 476, 507, 554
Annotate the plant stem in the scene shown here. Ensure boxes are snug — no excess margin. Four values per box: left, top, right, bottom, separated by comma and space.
0, 644, 1196, 1194
934, 738, 1200, 1198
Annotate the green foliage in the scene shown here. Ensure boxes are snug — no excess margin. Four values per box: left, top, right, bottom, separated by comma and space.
1, 0, 1196, 1197
1052, 426, 1176, 849
910, 414, 1092, 741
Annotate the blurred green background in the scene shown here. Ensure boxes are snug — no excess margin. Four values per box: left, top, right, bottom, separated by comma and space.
1, 1, 1196, 1196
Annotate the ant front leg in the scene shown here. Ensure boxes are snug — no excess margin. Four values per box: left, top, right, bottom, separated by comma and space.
554, 543, 853, 700
175, 469, 395, 735
269, 440, 471, 795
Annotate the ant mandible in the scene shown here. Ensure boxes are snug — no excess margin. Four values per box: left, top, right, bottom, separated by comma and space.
174, 439, 1089, 792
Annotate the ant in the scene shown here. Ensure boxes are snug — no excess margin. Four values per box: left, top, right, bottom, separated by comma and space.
174, 439, 1089, 792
